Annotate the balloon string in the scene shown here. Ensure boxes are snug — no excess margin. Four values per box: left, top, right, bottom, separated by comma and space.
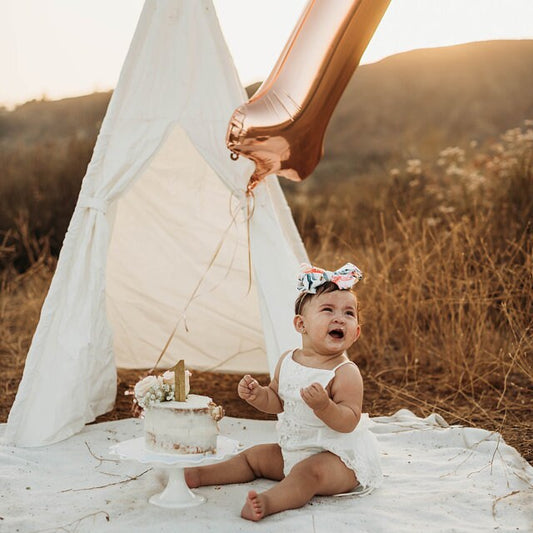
203, 190, 259, 373
150, 188, 254, 374
150, 195, 240, 373
204, 346, 259, 373
185, 191, 247, 308
245, 188, 255, 294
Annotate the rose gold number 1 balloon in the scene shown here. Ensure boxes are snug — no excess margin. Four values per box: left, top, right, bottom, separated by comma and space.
226, 0, 391, 191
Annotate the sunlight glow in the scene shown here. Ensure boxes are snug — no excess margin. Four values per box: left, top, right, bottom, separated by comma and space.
1, 0, 532, 108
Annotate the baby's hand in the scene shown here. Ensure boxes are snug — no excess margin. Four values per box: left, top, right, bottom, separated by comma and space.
238, 374, 261, 402
300, 382, 330, 411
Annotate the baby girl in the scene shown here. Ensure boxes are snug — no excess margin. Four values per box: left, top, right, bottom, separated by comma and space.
185, 263, 382, 520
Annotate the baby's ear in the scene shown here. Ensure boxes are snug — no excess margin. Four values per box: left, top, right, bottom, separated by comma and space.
293, 315, 305, 333
353, 325, 361, 343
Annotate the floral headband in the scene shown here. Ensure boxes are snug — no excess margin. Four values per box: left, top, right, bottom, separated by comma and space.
297, 263, 363, 294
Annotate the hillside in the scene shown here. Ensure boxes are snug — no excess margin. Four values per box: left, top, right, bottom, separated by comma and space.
1, 39, 532, 177
0, 91, 110, 144
317, 39, 533, 181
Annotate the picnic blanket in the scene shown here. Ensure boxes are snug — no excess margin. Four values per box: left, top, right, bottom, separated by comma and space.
1, 410, 532, 532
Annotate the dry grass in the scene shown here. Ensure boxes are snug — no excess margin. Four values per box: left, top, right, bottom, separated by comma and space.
287, 122, 533, 461
1, 122, 531, 463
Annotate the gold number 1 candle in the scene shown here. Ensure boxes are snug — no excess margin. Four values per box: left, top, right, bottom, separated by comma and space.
174, 360, 186, 402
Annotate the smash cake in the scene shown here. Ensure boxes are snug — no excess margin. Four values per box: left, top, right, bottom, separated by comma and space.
134, 361, 224, 455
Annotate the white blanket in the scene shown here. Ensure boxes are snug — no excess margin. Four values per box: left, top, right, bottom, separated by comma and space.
1, 410, 532, 532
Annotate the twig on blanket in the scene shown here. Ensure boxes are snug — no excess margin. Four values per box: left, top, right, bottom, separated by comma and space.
487, 434, 516, 490
489, 433, 502, 477
493, 436, 529, 490
97, 471, 126, 478
441, 433, 495, 478
60, 468, 152, 493
32, 510, 110, 532
491, 490, 521, 520
465, 462, 490, 478
446, 429, 529, 487
84, 441, 120, 468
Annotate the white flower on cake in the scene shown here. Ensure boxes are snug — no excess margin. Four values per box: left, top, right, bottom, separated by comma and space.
134, 370, 191, 409
133, 375, 158, 399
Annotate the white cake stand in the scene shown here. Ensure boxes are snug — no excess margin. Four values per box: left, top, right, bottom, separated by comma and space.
110, 435, 240, 508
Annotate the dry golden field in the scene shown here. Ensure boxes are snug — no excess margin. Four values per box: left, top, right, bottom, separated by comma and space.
1, 120, 531, 462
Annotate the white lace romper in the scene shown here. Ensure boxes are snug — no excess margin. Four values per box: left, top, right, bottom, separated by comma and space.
277, 352, 383, 490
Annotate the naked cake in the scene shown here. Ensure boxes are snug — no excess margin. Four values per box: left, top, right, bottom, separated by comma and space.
134, 361, 224, 455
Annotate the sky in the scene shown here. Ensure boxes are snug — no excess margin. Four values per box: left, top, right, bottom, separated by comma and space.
1, 0, 532, 109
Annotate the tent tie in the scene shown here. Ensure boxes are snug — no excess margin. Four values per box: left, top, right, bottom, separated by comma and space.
78, 196, 109, 215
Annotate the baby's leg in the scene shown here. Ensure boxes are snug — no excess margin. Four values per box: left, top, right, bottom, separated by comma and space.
185, 443, 283, 488
241, 451, 357, 521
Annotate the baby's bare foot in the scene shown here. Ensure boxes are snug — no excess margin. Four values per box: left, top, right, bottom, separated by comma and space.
184, 468, 200, 488
241, 490, 266, 521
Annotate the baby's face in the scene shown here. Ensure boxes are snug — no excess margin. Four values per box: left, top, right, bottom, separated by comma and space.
296, 290, 360, 356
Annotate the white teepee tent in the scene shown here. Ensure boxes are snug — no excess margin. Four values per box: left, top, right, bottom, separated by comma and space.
6, 0, 307, 447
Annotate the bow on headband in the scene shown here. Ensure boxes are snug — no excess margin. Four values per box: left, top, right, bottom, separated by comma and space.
297, 263, 363, 294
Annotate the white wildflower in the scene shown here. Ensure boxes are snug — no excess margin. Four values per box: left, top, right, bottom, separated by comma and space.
438, 205, 455, 214
446, 164, 464, 178
134, 375, 158, 399
425, 217, 440, 227
406, 159, 422, 176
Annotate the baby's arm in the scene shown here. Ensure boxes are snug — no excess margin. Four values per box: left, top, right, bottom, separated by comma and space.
237, 355, 285, 414
300, 363, 363, 433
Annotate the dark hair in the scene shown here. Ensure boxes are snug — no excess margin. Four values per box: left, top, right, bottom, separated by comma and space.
294, 281, 359, 321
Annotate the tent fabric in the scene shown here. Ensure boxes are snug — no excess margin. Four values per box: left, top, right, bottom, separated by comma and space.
5, 0, 307, 447
1, 412, 531, 531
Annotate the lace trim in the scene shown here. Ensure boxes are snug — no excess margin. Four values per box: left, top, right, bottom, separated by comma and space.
327, 443, 383, 489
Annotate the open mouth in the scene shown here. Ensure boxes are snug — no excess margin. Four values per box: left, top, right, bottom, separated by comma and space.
328, 329, 344, 339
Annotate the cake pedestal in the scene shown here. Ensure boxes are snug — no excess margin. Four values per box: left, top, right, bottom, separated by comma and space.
110, 435, 240, 508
